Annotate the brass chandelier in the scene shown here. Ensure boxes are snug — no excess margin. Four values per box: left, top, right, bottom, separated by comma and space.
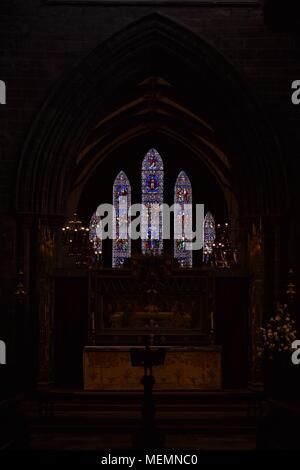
62, 213, 90, 265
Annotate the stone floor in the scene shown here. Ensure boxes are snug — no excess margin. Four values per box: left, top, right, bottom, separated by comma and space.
30, 432, 256, 451
25, 389, 259, 451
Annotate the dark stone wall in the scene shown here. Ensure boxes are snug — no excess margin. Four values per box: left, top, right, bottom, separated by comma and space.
0, 1, 299, 213
1, 1, 300, 388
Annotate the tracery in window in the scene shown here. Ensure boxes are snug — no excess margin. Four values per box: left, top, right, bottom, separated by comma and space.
89, 212, 102, 263
203, 212, 216, 264
112, 171, 131, 268
174, 171, 193, 268
141, 148, 164, 255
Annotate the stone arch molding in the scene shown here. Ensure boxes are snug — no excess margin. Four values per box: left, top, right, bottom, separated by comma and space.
16, 13, 287, 217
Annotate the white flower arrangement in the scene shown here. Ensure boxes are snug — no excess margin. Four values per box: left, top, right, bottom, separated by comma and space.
258, 303, 297, 360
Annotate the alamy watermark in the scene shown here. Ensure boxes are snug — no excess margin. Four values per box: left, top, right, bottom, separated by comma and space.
0, 340, 6, 365
95, 201, 204, 250
292, 340, 300, 365
291, 80, 300, 105
0, 80, 6, 105
0, 79, 6, 364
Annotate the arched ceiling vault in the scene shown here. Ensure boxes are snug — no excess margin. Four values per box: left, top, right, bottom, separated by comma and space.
16, 13, 287, 219
70, 83, 232, 211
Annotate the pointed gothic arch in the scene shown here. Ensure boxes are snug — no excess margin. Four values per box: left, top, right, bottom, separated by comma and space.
89, 211, 102, 260
16, 13, 287, 218
174, 171, 193, 268
112, 170, 131, 267
141, 148, 164, 255
203, 212, 216, 264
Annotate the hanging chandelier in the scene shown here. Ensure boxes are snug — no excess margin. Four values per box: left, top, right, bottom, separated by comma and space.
62, 213, 90, 265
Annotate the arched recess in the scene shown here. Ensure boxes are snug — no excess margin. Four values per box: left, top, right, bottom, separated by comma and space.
14, 13, 288, 387
16, 13, 287, 219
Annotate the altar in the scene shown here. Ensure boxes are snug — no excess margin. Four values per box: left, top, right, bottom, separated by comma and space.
84, 256, 222, 391
83, 346, 222, 391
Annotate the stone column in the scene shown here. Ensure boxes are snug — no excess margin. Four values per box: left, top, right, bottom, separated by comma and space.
36, 218, 56, 388
248, 219, 265, 387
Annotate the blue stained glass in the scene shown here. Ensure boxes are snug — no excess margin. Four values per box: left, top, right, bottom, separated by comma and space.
89, 212, 102, 261
146, 174, 159, 193
174, 171, 193, 268
141, 148, 164, 255
112, 170, 131, 268
203, 212, 216, 264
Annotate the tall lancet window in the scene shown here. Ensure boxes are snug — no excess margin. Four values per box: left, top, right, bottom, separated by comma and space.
112, 171, 131, 268
141, 148, 164, 255
89, 212, 102, 260
174, 171, 193, 268
203, 212, 216, 264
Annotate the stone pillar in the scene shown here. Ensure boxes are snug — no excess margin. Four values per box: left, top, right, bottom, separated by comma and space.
0, 215, 17, 389
15, 214, 33, 389
272, 217, 282, 305
248, 219, 265, 386
36, 219, 56, 388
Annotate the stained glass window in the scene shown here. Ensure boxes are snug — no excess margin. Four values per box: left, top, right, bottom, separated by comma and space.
174, 171, 193, 268
112, 171, 131, 268
89, 212, 102, 262
203, 212, 216, 264
141, 148, 164, 255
